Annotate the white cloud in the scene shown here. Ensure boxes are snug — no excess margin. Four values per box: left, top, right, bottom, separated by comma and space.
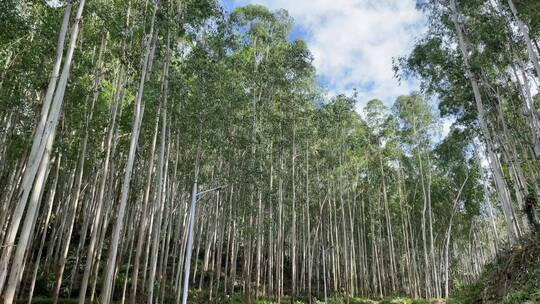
227, 0, 426, 107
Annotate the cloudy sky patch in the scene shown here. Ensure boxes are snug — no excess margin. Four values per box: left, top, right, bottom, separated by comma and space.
222, 0, 426, 107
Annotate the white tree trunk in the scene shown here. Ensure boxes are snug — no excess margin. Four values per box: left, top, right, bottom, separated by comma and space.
78, 64, 123, 304
3, 128, 56, 304
147, 33, 170, 304
0, 1, 73, 290
99, 2, 158, 301
450, 0, 519, 244
507, 0, 540, 83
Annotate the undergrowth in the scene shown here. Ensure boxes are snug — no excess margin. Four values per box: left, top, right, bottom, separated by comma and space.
453, 233, 540, 304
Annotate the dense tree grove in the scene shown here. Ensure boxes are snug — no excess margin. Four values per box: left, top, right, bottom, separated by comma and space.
0, 0, 538, 303
399, 0, 540, 241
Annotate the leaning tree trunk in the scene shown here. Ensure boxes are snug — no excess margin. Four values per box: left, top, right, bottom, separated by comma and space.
78, 62, 124, 304
99, 2, 158, 302
0, 0, 75, 291
53, 34, 105, 304
27, 155, 62, 304
449, 0, 520, 245
507, 0, 540, 85
146, 32, 170, 304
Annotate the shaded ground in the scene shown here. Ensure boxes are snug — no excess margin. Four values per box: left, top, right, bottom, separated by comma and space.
213, 294, 457, 304
19, 296, 456, 304
17, 297, 456, 304
20, 235, 540, 304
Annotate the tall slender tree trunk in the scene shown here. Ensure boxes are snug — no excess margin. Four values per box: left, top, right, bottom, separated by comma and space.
100, 2, 158, 302
147, 32, 170, 304
27, 155, 62, 304
53, 35, 106, 304
3, 129, 56, 303
78, 63, 124, 304
507, 0, 540, 86
444, 175, 469, 298
0, 0, 80, 292
450, 0, 519, 245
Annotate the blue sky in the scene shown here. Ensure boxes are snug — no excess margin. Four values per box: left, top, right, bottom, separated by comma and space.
221, 0, 427, 108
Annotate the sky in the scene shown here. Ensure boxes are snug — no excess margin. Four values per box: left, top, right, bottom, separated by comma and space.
221, 0, 426, 108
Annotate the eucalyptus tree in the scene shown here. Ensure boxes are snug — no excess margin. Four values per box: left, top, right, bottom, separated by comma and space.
363, 99, 399, 294
0, 1, 527, 303
398, 0, 540, 244
394, 94, 439, 297
433, 127, 485, 297
0, 1, 85, 299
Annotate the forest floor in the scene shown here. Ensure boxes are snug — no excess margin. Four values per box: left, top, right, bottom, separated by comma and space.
222, 297, 456, 304
19, 298, 455, 304
20, 236, 540, 304
188, 291, 460, 304
186, 234, 540, 304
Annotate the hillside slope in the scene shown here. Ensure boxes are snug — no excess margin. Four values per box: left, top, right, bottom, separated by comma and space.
456, 234, 540, 303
